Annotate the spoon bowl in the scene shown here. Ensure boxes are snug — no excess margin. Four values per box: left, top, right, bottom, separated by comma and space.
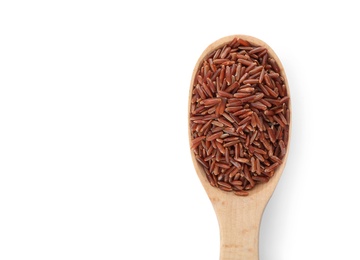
188, 35, 291, 260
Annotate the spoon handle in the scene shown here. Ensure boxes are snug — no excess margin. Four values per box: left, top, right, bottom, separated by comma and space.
219, 217, 261, 260
212, 196, 265, 260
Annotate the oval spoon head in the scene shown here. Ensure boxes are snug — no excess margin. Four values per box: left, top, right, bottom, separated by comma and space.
188, 34, 291, 260
189, 34, 291, 203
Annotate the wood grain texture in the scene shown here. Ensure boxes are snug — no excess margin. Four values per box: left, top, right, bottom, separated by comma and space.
188, 35, 291, 260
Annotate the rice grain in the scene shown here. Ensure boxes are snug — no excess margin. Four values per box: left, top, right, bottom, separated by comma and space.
190, 37, 290, 195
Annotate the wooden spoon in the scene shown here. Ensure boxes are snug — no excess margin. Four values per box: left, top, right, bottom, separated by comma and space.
188, 35, 291, 260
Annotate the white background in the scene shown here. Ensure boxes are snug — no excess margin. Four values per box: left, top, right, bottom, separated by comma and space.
1, 1, 359, 259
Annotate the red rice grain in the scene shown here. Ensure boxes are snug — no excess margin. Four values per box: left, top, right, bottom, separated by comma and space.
190, 37, 290, 196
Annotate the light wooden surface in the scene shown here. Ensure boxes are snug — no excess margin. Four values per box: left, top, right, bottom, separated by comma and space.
188, 35, 291, 260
